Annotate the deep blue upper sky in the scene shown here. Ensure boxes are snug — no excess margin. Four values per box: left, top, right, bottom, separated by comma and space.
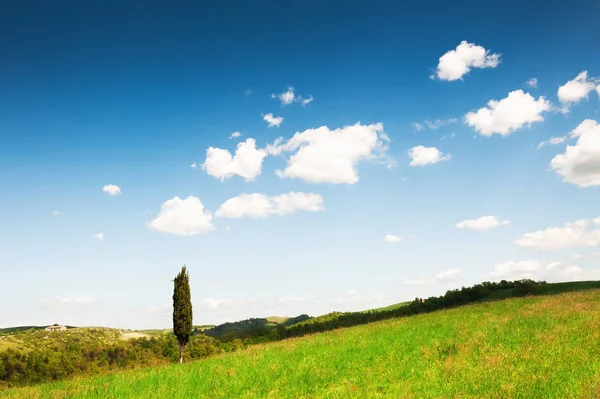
1, 0, 599, 328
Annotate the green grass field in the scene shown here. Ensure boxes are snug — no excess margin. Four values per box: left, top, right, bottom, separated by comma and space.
5, 289, 600, 398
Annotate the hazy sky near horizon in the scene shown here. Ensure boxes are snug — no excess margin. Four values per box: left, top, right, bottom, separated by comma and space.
1, 0, 600, 329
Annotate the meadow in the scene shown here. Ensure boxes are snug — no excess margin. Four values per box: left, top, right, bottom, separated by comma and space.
4, 289, 599, 398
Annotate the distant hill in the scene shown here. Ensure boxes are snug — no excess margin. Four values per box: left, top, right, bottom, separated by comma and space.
0, 325, 76, 335
7, 286, 600, 398
202, 315, 311, 340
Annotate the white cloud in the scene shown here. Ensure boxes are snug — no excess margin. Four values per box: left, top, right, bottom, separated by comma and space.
551, 119, 600, 187
202, 138, 267, 182
229, 131, 242, 139
557, 71, 598, 105
516, 217, 600, 250
408, 145, 451, 166
299, 95, 314, 107
465, 90, 551, 136
102, 184, 122, 196
40, 296, 95, 310
527, 78, 538, 88
456, 216, 510, 230
434, 41, 500, 81
412, 122, 425, 132
190, 162, 197, 169
53, 210, 63, 216
143, 305, 170, 317
404, 268, 461, 285
346, 289, 359, 297
215, 192, 324, 219
537, 136, 566, 149
490, 260, 600, 282
263, 113, 284, 127
271, 87, 314, 106
272, 87, 296, 105
266, 123, 390, 184
384, 234, 404, 243
425, 118, 458, 130
245, 89, 253, 96
148, 196, 214, 236
93, 233, 104, 241
413, 118, 458, 131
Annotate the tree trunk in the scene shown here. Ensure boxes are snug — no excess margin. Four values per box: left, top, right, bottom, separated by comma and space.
179, 344, 183, 364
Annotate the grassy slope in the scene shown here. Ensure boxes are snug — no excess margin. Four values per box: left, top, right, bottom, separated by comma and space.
5, 289, 600, 399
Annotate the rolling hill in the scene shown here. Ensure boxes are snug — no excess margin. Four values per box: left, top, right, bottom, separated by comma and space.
3, 286, 600, 398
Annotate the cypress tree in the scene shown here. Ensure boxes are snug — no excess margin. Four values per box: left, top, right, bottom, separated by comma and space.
173, 265, 193, 364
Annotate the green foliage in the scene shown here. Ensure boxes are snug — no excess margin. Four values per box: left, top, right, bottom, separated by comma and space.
0, 330, 244, 388
173, 266, 193, 362
4, 289, 600, 398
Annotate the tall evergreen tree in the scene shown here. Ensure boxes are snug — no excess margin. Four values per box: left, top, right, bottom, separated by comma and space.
173, 265, 193, 364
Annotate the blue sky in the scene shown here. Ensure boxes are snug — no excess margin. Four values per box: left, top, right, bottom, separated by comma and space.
1, 0, 600, 328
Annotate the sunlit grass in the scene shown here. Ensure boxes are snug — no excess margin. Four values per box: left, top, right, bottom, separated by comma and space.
4, 289, 600, 398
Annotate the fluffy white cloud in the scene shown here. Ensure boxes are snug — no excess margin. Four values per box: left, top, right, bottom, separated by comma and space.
551, 119, 600, 187
434, 41, 500, 81
456, 216, 510, 230
93, 233, 104, 241
190, 162, 197, 169
148, 196, 214, 236
102, 184, 121, 196
490, 260, 600, 282
408, 146, 451, 166
263, 113, 284, 127
229, 131, 242, 139
384, 234, 404, 243
40, 297, 95, 310
202, 138, 267, 182
557, 71, 598, 105
272, 87, 296, 105
527, 78, 538, 88
404, 268, 461, 285
266, 123, 390, 184
516, 217, 600, 250
537, 136, 566, 149
53, 210, 63, 216
271, 87, 314, 106
465, 90, 551, 136
215, 192, 324, 219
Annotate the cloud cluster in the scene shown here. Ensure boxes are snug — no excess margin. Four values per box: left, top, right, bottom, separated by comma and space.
490, 260, 600, 282
215, 192, 324, 219
267, 123, 390, 184
465, 90, 551, 136
456, 216, 510, 230
404, 268, 461, 285
202, 138, 267, 182
149, 196, 214, 236
516, 217, 600, 250
434, 41, 500, 81
271, 87, 313, 106
551, 119, 600, 187
408, 146, 451, 166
